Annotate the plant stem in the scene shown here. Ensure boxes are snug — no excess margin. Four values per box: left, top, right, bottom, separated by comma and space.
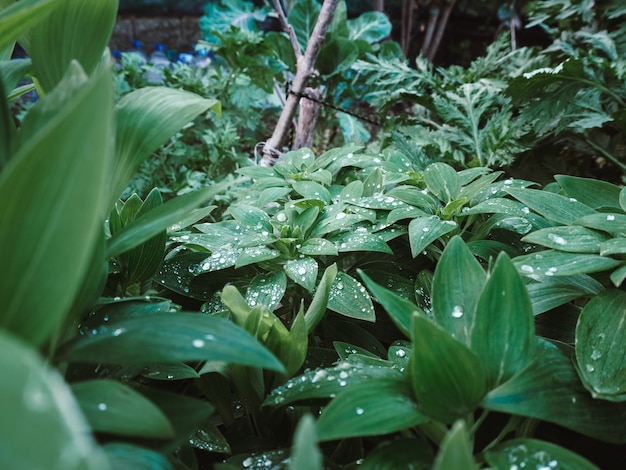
585, 137, 626, 172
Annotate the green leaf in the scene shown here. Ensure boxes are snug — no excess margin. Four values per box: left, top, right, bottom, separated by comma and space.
29, 0, 117, 92
59, 312, 285, 373
471, 253, 535, 388
106, 184, 227, 258
112, 87, 220, 208
0, 330, 108, 470
432, 236, 485, 345
71, 379, 173, 439
506, 188, 595, 224
347, 11, 391, 43
292, 181, 331, 204
299, 237, 338, 256
287, 0, 320, 51
0, 0, 57, 53
600, 238, 626, 256
485, 438, 599, 470
0, 62, 112, 346
316, 379, 426, 441
574, 213, 626, 233
289, 415, 322, 470
337, 112, 371, 144
304, 264, 337, 332
410, 315, 487, 423
361, 438, 433, 469
327, 272, 376, 322
141, 362, 201, 381
235, 245, 280, 268
103, 443, 172, 470
513, 250, 621, 277
331, 230, 392, 254
245, 271, 286, 311
521, 226, 609, 253
555, 175, 622, 210
483, 342, 626, 444
0, 77, 15, 173
0, 58, 32, 97
432, 420, 478, 470
408, 216, 457, 257
359, 270, 422, 338
575, 290, 626, 400
424, 162, 460, 203
316, 38, 359, 76
285, 257, 318, 292
189, 421, 231, 454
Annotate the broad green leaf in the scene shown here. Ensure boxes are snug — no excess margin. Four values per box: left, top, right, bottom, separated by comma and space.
189, 421, 231, 453
0, 62, 112, 346
235, 246, 280, 268
610, 264, 626, 287
361, 438, 433, 469
573, 213, 626, 233
245, 271, 286, 311
0, 58, 32, 96
316, 38, 359, 76
142, 362, 200, 381
285, 257, 318, 292
299, 237, 338, 256
287, 0, 320, 51
347, 11, 391, 43
289, 415, 322, 470
483, 342, 626, 444
0, 0, 57, 54
71, 379, 173, 439
292, 181, 331, 204
620, 187, 626, 213
555, 175, 622, 210
327, 272, 376, 322
316, 379, 426, 441
432, 236, 485, 345
267, 307, 308, 377
471, 253, 535, 388
304, 264, 337, 332
424, 162, 460, 202
337, 112, 370, 144
229, 204, 273, 232
462, 197, 535, 216
408, 216, 457, 257
513, 250, 620, 277
600, 238, 626, 256
106, 184, 227, 258
112, 87, 220, 208
410, 315, 487, 423
359, 270, 422, 337
0, 330, 109, 470
59, 312, 285, 373
386, 185, 440, 210
485, 438, 599, 470
506, 188, 595, 224
30, 0, 117, 92
432, 421, 478, 470
103, 443, 171, 470
0, 77, 15, 172
264, 362, 403, 407
522, 226, 609, 253
575, 290, 626, 400
331, 230, 392, 254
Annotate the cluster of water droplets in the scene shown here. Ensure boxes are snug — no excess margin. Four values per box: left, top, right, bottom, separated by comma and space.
503, 445, 559, 470
585, 331, 605, 373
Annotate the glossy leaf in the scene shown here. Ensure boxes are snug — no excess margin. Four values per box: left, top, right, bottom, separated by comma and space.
408, 216, 457, 257
361, 438, 433, 469
485, 438, 599, 470
432, 236, 486, 344
471, 253, 535, 388
513, 250, 620, 277
521, 225, 608, 253
287, 0, 320, 50
410, 315, 487, 423
71, 379, 173, 439
59, 312, 285, 373
483, 342, 626, 444
0, 78, 14, 169
141, 362, 200, 381
235, 245, 280, 268
573, 213, 626, 233
299, 237, 338, 256
29, 0, 117, 92
327, 272, 376, 322
112, 87, 220, 208
424, 162, 460, 203
432, 421, 478, 470
0, 62, 112, 346
106, 183, 227, 258
189, 421, 231, 454
246, 271, 286, 311
600, 238, 626, 256
555, 174, 622, 210
0, 58, 32, 97
285, 257, 318, 292
316, 38, 359, 76
103, 443, 172, 470
0, 330, 108, 470
304, 264, 337, 332
289, 415, 322, 470
331, 229, 392, 254
575, 290, 626, 400
0, 0, 57, 54
506, 188, 595, 224
316, 379, 426, 441
347, 11, 391, 43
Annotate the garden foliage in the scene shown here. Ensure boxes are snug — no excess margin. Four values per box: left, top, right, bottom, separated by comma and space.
2, 0, 626, 469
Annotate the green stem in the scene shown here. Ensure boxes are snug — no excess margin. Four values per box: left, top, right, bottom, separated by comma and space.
481, 414, 524, 452
419, 420, 449, 446
470, 409, 490, 435
584, 138, 626, 172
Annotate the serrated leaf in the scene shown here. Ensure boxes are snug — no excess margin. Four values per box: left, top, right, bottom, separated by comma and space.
432, 236, 485, 345
71, 379, 173, 439
408, 216, 457, 257
471, 253, 535, 388
410, 315, 487, 423
285, 257, 318, 292
316, 379, 426, 441
327, 272, 376, 321
514, 250, 620, 277
575, 290, 626, 400
521, 226, 609, 253
59, 312, 285, 372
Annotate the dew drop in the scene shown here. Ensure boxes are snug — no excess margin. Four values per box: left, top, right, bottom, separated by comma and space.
395, 349, 406, 358
590, 349, 602, 360
355, 407, 364, 415
98, 403, 107, 411
192, 339, 205, 348
451, 305, 464, 318
586, 364, 595, 372
607, 214, 616, 221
